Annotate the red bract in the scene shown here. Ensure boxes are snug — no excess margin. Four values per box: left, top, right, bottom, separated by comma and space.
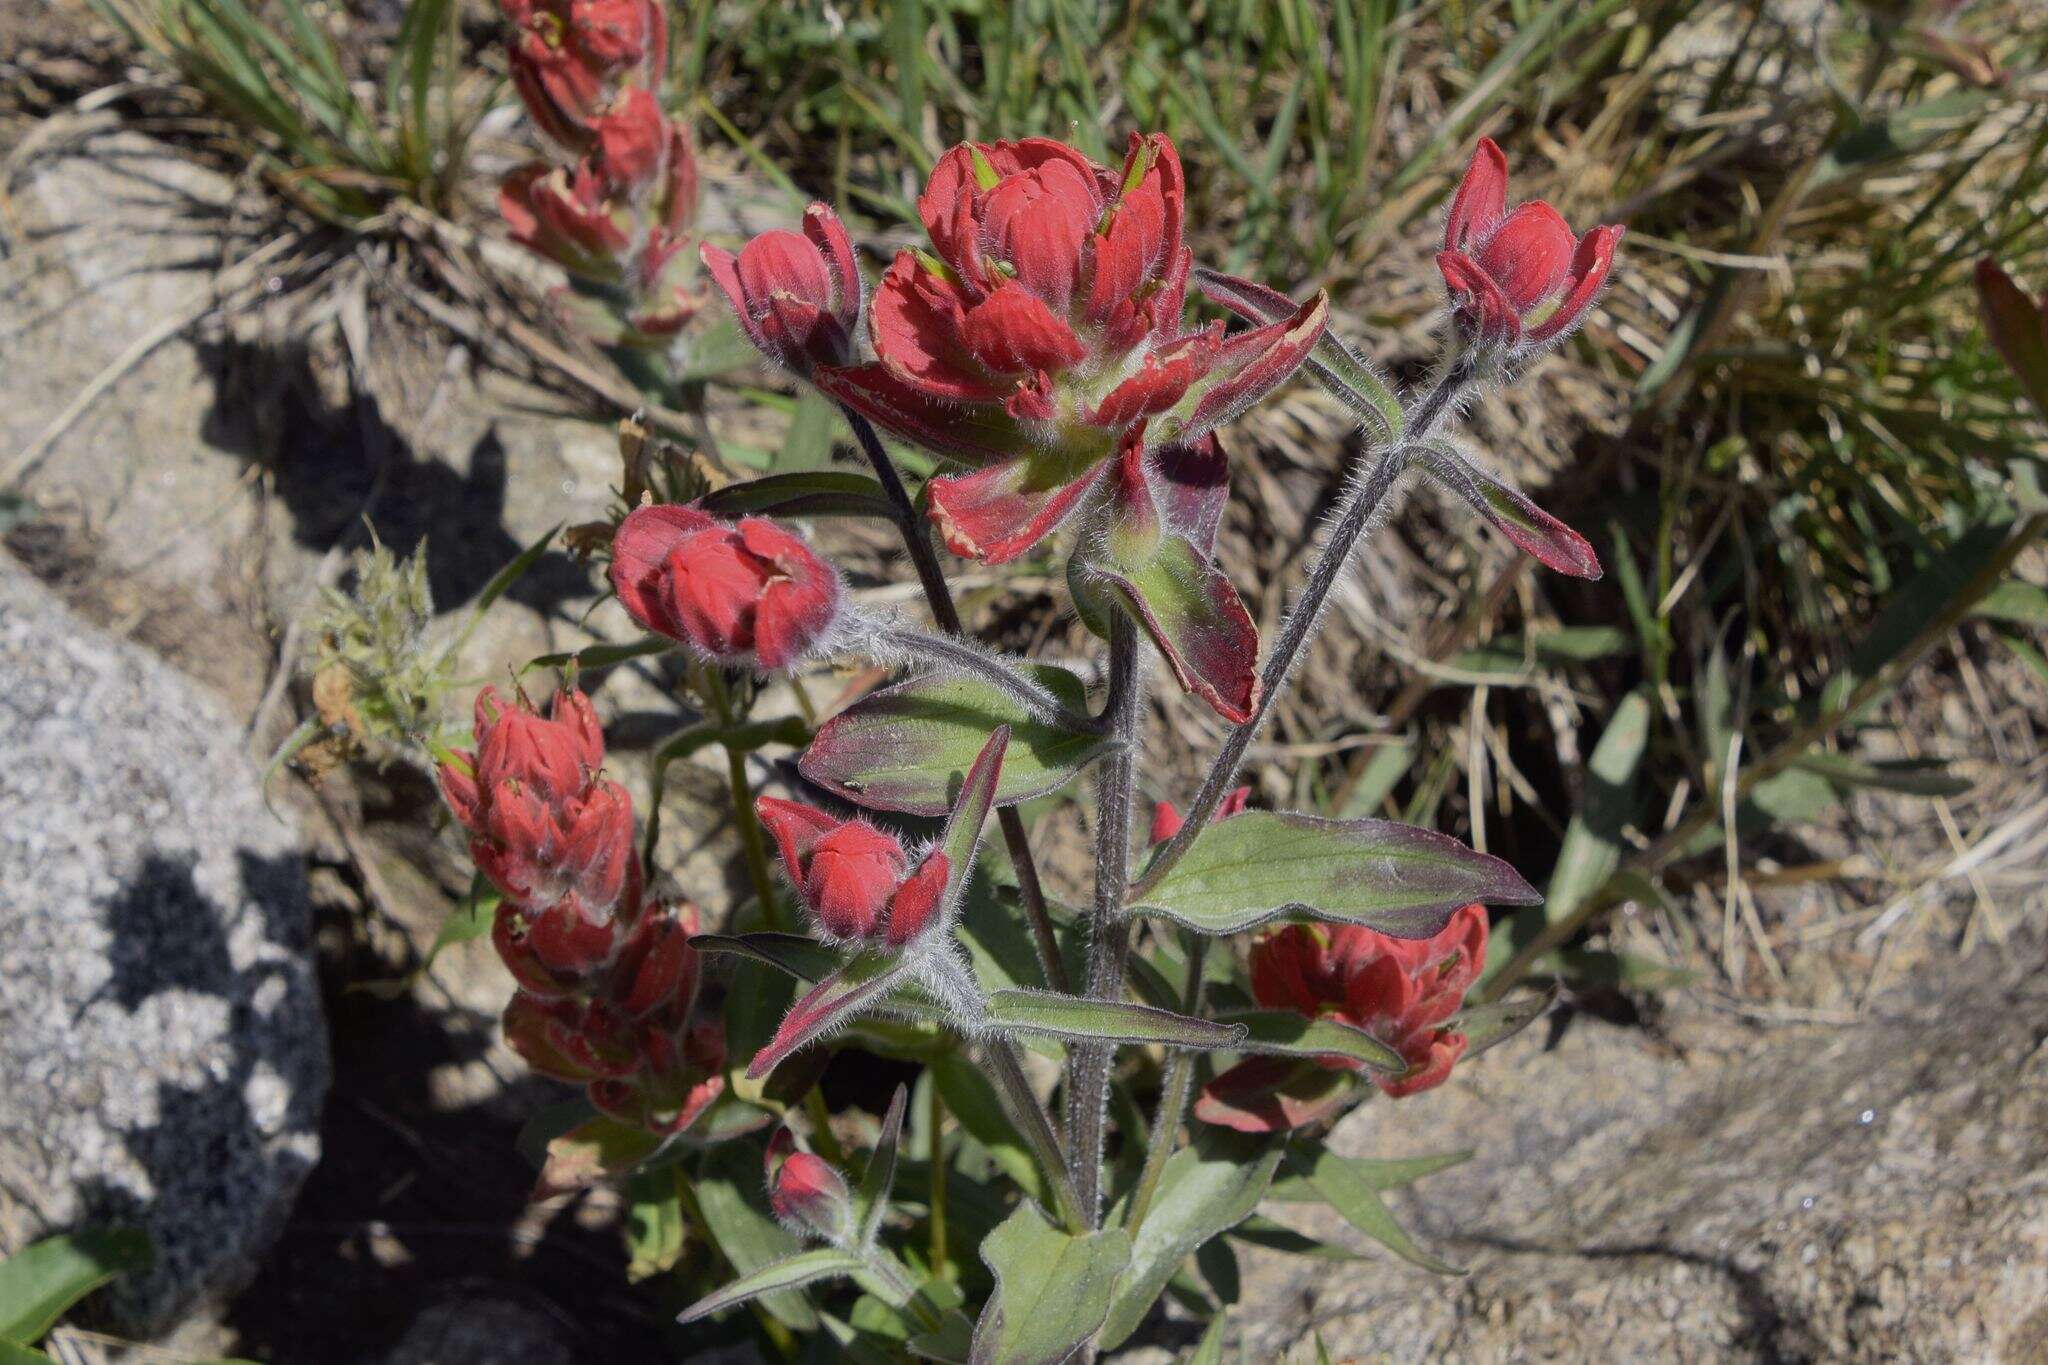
800, 134, 1325, 565
1437, 138, 1623, 353
1195, 905, 1490, 1134
610, 504, 842, 669
703, 204, 862, 374
756, 798, 950, 946
439, 686, 638, 922
501, 0, 667, 152
1147, 784, 1251, 846
765, 1128, 852, 1242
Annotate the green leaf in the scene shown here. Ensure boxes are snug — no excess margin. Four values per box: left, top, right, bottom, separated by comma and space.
1450, 984, 1556, 1058
1216, 1010, 1406, 1073
691, 931, 841, 983
1449, 626, 1632, 676
1489, 691, 1650, 975
971, 1202, 1130, 1364
1188, 1315, 1229, 1365
700, 470, 897, 521
520, 638, 672, 673
1090, 532, 1259, 724
695, 1142, 820, 1330
1286, 1142, 1462, 1275
1266, 1148, 1472, 1204
1132, 811, 1539, 937
1192, 267, 1401, 443
0, 1228, 152, 1345
1789, 752, 1972, 799
800, 666, 1112, 816
773, 388, 840, 472
1973, 580, 2048, 627
1098, 1134, 1281, 1349
1550, 948, 1699, 992
349, 874, 498, 1000
1229, 1214, 1367, 1260
854, 1086, 909, 1248
1333, 736, 1415, 819
676, 1248, 866, 1325
624, 1168, 687, 1283
676, 315, 762, 380
532, 1115, 663, 1199
1820, 520, 2016, 717
1811, 91, 1992, 189
463, 524, 558, 631
930, 1053, 1046, 1204
983, 990, 1245, 1050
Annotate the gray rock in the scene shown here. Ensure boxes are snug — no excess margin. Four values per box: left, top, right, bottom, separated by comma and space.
1230, 950, 2048, 1363
0, 556, 328, 1336
380, 1296, 576, 1365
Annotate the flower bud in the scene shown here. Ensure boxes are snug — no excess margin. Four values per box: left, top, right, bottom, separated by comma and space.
492, 899, 620, 998
609, 505, 842, 670
502, 0, 668, 153
756, 798, 951, 946
1147, 784, 1251, 846
703, 204, 862, 374
1437, 138, 1623, 354
765, 1127, 853, 1243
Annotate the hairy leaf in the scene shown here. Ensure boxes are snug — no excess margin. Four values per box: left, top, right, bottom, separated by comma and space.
854, 1085, 909, 1248
1218, 1010, 1406, 1073
1419, 441, 1601, 579
970, 1203, 1130, 1364
801, 666, 1112, 816
984, 990, 1245, 1050
749, 952, 912, 1079
700, 469, 896, 520
676, 1248, 866, 1325
1132, 811, 1539, 936
695, 1143, 818, 1329
1091, 532, 1259, 724
1286, 1142, 1462, 1275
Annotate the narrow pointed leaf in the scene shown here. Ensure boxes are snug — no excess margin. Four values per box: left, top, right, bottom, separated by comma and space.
1193, 266, 1402, 443
1268, 1150, 1473, 1204
1132, 811, 1540, 937
1099, 1134, 1281, 1349
854, 1084, 909, 1248
691, 931, 841, 982
970, 1203, 1130, 1365
1217, 1010, 1407, 1073
1229, 1214, 1368, 1260
1451, 983, 1556, 1059
1286, 1142, 1463, 1275
532, 1115, 663, 1198
0, 1228, 152, 1344
676, 1248, 867, 1325
927, 727, 1009, 919
1976, 260, 2048, 417
1420, 441, 1601, 579
1091, 533, 1259, 724
1189, 1314, 1230, 1364
701, 469, 898, 520
984, 989, 1244, 1050
694, 1142, 818, 1328
801, 666, 1111, 816
750, 953, 911, 1079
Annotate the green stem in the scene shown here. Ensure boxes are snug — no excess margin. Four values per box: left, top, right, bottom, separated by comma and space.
928, 1078, 948, 1280
703, 667, 786, 932
1124, 936, 1208, 1236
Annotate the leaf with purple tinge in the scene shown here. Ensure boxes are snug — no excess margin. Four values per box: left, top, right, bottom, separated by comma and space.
923, 726, 1009, 929
1450, 982, 1558, 1060
747, 950, 910, 1080
799, 665, 1109, 817
1194, 266, 1402, 443
1129, 810, 1541, 937
982, 989, 1244, 1050
1088, 532, 1260, 724
1419, 440, 1602, 580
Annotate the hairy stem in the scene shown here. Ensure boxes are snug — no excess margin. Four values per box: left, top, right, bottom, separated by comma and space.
875, 625, 1083, 726
704, 668, 786, 932
1067, 610, 1141, 1226
928, 1079, 948, 1279
1128, 358, 1475, 902
839, 405, 1070, 994
986, 1037, 1088, 1233
1125, 935, 1208, 1235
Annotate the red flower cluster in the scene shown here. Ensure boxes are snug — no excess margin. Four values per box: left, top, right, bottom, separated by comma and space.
1437, 139, 1623, 354
756, 799, 949, 947
497, 0, 699, 346
711, 134, 1327, 567
1196, 905, 1489, 1134
440, 686, 725, 1134
765, 1127, 852, 1243
609, 504, 843, 670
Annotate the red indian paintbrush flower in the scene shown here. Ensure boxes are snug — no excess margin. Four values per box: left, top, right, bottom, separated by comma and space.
1437, 138, 1623, 354
703, 204, 863, 374
501, 0, 667, 153
439, 686, 638, 925
1195, 904, 1490, 1134
765, 1128, 853, 1243
609, 504, 843, 670
775, 134, 1326, 566
755, 799, 950, 946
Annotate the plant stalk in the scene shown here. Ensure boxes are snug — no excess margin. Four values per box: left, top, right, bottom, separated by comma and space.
703, 667, 786, 932
985, 1037, 1088, 1233
839, 405, 1071, 994
1067, 609, 1142, 1226
928, 1078, 948, 1280
1129, 357, 1475, 902
1124, 935, 1208, 1235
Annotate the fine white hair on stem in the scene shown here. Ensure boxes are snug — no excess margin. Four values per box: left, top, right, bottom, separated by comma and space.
834, 606, 1086, 726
